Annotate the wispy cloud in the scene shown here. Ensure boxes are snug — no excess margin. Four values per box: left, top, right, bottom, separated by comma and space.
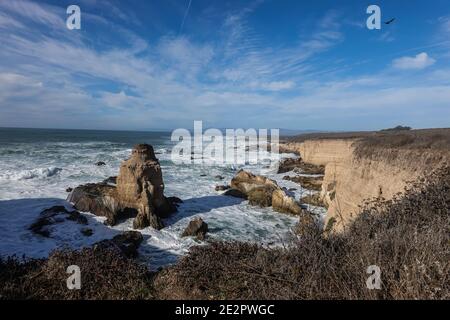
393, 52, 436, 70
0, 0, 449, 130
179, 0, 192, 34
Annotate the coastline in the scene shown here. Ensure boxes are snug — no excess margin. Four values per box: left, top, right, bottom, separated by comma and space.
1, 128, 449, 300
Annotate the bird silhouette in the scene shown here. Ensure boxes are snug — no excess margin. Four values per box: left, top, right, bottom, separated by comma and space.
384, 18, 396, 25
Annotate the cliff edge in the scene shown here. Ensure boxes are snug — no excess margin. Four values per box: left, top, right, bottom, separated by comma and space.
281, 129, 450, 232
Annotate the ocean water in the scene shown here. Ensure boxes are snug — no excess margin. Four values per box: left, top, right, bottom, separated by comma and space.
0, 128, 323, 269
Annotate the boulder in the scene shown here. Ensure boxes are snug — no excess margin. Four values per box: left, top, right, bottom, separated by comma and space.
81, 228, 93, 237
247, 185, 276, 207
68, 183, 120, 225
282, 175, 323, 191
277, 157, 304, 174
102, 176, 117, 185
272, 189, 303, 215
223, 188, 248, 199
95, 161, 106, 166
68, 144, 177, 230
29, 206, 89, 238
167, 196, 183, 207
181, 217, 208, 240
94, 231, 144, 258
228, 170, 304, 215
277, 157, 325, 174
215, 185, 230, 191
231, 170, 278, 194
66, 211, 88, 225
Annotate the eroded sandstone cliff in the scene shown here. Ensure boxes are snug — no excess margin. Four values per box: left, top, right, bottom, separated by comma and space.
281, 134, 449, 232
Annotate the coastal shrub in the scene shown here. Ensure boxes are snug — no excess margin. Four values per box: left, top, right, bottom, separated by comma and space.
154, 166, 449, 300
2, 167, 448, 300
0, 246, 154, 300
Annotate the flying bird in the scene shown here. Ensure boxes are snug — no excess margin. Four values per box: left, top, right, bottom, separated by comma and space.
384, 18, 396, 25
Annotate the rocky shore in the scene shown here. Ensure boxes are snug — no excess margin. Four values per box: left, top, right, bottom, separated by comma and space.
1, 129, 448, 300
68, 144, 178, 230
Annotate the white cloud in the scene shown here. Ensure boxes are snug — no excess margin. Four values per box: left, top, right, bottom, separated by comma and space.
249, 81, 295, 91
0, 1, 448, 130
0, 0, 64, 28
392, 52, 436, 70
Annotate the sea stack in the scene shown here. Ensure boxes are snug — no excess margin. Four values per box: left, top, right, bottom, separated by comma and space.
68, 144, 177, 230
117, 144, 175, 229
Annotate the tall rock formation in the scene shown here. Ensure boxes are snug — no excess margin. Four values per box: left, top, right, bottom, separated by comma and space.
68, 144, 176, 230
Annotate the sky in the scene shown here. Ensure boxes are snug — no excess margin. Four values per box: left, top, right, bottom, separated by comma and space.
0, 0, 449, 131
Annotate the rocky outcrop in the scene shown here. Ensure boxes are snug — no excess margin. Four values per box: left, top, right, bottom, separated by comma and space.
231, 170, 274, 193
282, 175, 323, 191
181, 217, 209, 240
280, 137, 450, 232
29, 206, 88, 238
68, 183, 120, 225
68, 144, 177, 230
228, 170, 304, 216
272, 189, 303, 215
223, 188, 247, 199
215, 185, 230, 191
102, 176, 117, 185
277, 157, 325, 174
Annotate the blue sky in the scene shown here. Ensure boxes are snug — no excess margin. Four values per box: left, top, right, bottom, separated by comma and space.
0, 0, 449, 131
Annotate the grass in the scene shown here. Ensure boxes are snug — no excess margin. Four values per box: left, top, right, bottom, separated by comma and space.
283, 128, 450, 161
0, 245, 155, 300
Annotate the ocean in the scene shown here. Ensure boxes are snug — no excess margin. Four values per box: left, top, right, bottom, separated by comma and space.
0, 127, 320, 269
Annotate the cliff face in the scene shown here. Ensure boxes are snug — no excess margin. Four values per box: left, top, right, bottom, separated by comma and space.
281, 138, 448, 232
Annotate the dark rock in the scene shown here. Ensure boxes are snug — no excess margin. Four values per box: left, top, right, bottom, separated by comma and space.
66, 187, 73, 193
283, 175, 323, 191
215, 185, 230, 191
94, 231, 144, 258
68, 183, 119, 225
277, 158, 304, 174
40, 206, 69, 218
181, 217, 208, 240
102, 176, 117, 185
95, 161, 106, 166
29, 206, 71, 237
215, 175, 224, 180
167, 196, 183, 205
278, 157, 325, 174
200, 174, 207, 177
29, 218, 52, 237
81, 228, 93, 236
66, 211, 88, 225
223, 188, 248, 199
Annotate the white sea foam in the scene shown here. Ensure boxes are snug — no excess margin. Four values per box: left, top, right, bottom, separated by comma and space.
1, 167, 63, 181
0, 136, 321, 270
